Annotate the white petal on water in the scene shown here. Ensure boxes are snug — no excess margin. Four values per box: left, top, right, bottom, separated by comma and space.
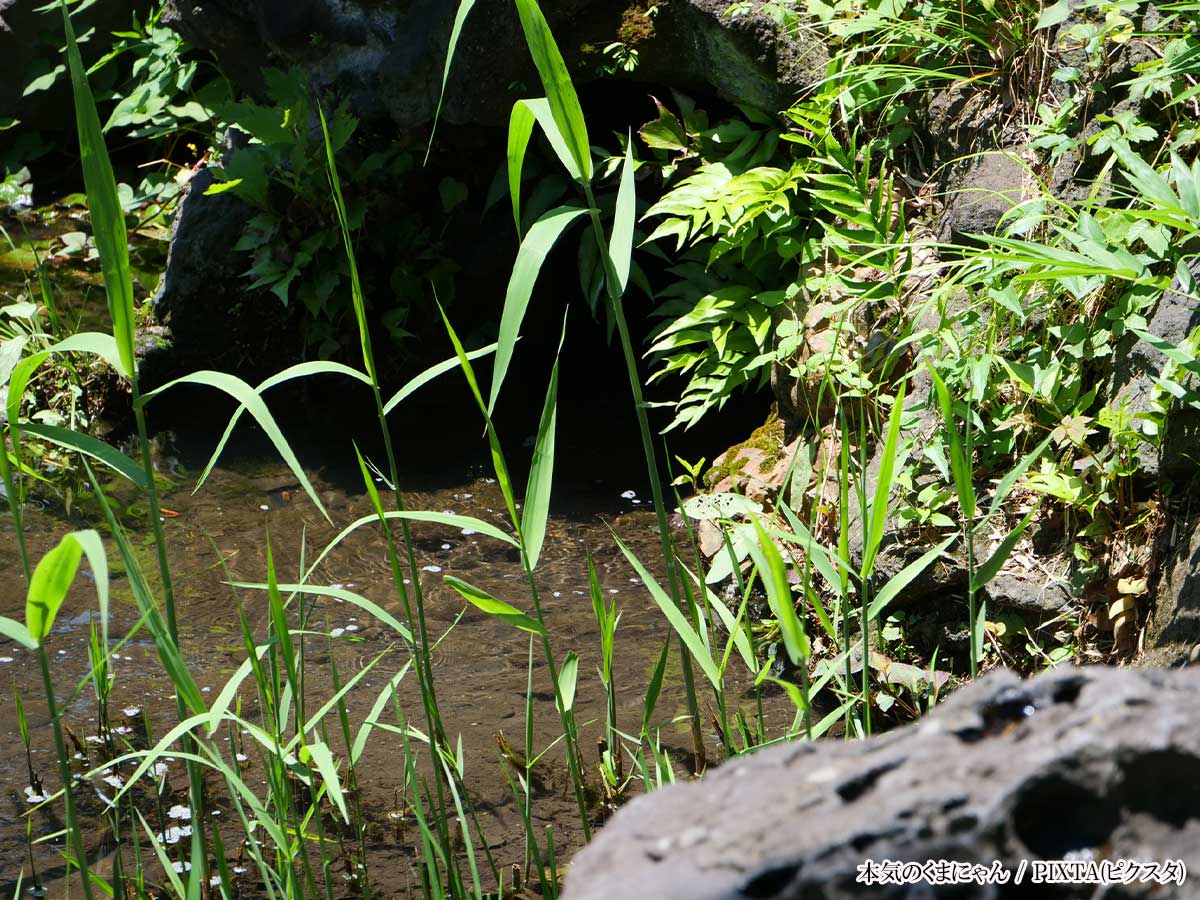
330, 627, 346, 637
422, 565, 442, 573
441, 543, 452, 550
620, 490, 636, 499
167, 804, 192, 820
24, 786, 47, 804
0, 657, 13, 663
259, 504, 269, 511
461, 528, 477, 535
345, 624, 359, 632
122, 707, 141, 717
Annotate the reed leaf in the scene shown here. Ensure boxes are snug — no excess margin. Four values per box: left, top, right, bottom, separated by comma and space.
513, 0, 592, 185
488, 205, 588, 414
138, 370, 328, 521
382, 343, 499, 414
25, 533, 85, 644
443, 575, 545, 635
521, 320, 564, 568
426, 0, 477, 162
608, 136, 636, 295
60, 2, 136, 378
18, 423, 149, 489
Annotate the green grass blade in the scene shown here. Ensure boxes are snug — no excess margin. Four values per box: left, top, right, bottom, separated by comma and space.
985, 434, 1053, 521
970, 504, 1039, 592
555, 650, 578, 714
303, 742, 349, 824
866, 535, 956, 621
382, 343, 498, 415
229, 582, 415, 643
521, 320, 564, 569
61, 2, 136, 378
443, 575, 545, 635
508, 101, 536, 235
139, 370, 329, 521
361, 510, 518, 548
614, 534, 722, 689
0, 616, 37, 649
488, 205, 588, 414
197, 360, 371, 490
18, 423, 149, 489
25, 534, 84, 645
862, 381, 908, 577
608, 136, 636, 295
70, 530, 109, 650
929, 366, 976, 520
47, 332, 127, 379
748, 518, 809, 665
426, 0, 478, 163
513, 0, 592, 184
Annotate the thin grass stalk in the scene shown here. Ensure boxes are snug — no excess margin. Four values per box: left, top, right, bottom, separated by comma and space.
580, 186, 706, 771
37, 647, 96, 900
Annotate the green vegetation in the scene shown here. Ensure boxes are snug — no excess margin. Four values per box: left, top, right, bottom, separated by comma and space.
1, 0, 1199, 895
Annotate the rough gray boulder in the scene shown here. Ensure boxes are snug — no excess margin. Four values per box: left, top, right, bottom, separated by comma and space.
1145, 516, 1200, 668
937, 151, 1033, 242
1107, 259, 1200, 487
565, 666, 1200, 900
161, 0, 827, 131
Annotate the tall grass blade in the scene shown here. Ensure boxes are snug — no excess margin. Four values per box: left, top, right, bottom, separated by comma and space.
513, 0, 592, 184
488, 205, 588, 414
426, 0, 478, 163
521, 321, 564, 568
139, 370, 329, 520
382, 344, 499, 414
608, 136, 636, 295
862, 382, 908, 576
60, 1, 136, 378
614, 535, 721, 689
748, 518, 809, 665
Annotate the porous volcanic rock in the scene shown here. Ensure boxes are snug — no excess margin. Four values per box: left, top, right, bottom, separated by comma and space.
564, 666, 1200, 900
161, 0, 828, 131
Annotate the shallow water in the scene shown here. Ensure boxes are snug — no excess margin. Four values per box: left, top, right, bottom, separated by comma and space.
0, 206, 792, 896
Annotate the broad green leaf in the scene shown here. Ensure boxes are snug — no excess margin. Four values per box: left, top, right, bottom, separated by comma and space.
748, 517, 809, 665
26, 533, 85, 644
513, 0, 592, 183
426, 0, 477, 162
0, 616, 37, 649
608, 136, 636, 295
47, 332, 127, 378
507, 101, 537, 235
61, 4, 136, 378
382, 343, 498, 415
6, 351, 50, 427
521, 321, 563, 568
556, 650, 578, 714
303, 741, 349, 824
1036, 0, 1071, 30
70, 530, 109, 650
443, 575, 544, 635
614, 535, 722, 689
488, 205, 588, 413
139, 370, 328, 521
19, 423, 148, 489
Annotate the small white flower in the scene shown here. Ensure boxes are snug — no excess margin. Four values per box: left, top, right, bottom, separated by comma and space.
620, 490, 636, 499
167, 804, 191, 820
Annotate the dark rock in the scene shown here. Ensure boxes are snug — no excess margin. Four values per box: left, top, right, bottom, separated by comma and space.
145, 132, 302, 384
161, 0, 828, 131
564, 666, 1200, 900
1145, 516, 1200, 667
1106, 259, 1200, 486
936, 151, 1033, 242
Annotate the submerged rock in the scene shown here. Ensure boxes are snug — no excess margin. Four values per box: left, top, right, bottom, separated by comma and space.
564, 666, 1200, 900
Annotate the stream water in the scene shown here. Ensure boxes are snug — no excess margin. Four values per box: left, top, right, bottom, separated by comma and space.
0, 209, 790, 896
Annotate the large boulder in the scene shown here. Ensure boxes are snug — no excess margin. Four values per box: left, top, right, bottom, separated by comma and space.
1106, 259, 1200, 487
161, 0, 828, 131
565, 666, 1200, 900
